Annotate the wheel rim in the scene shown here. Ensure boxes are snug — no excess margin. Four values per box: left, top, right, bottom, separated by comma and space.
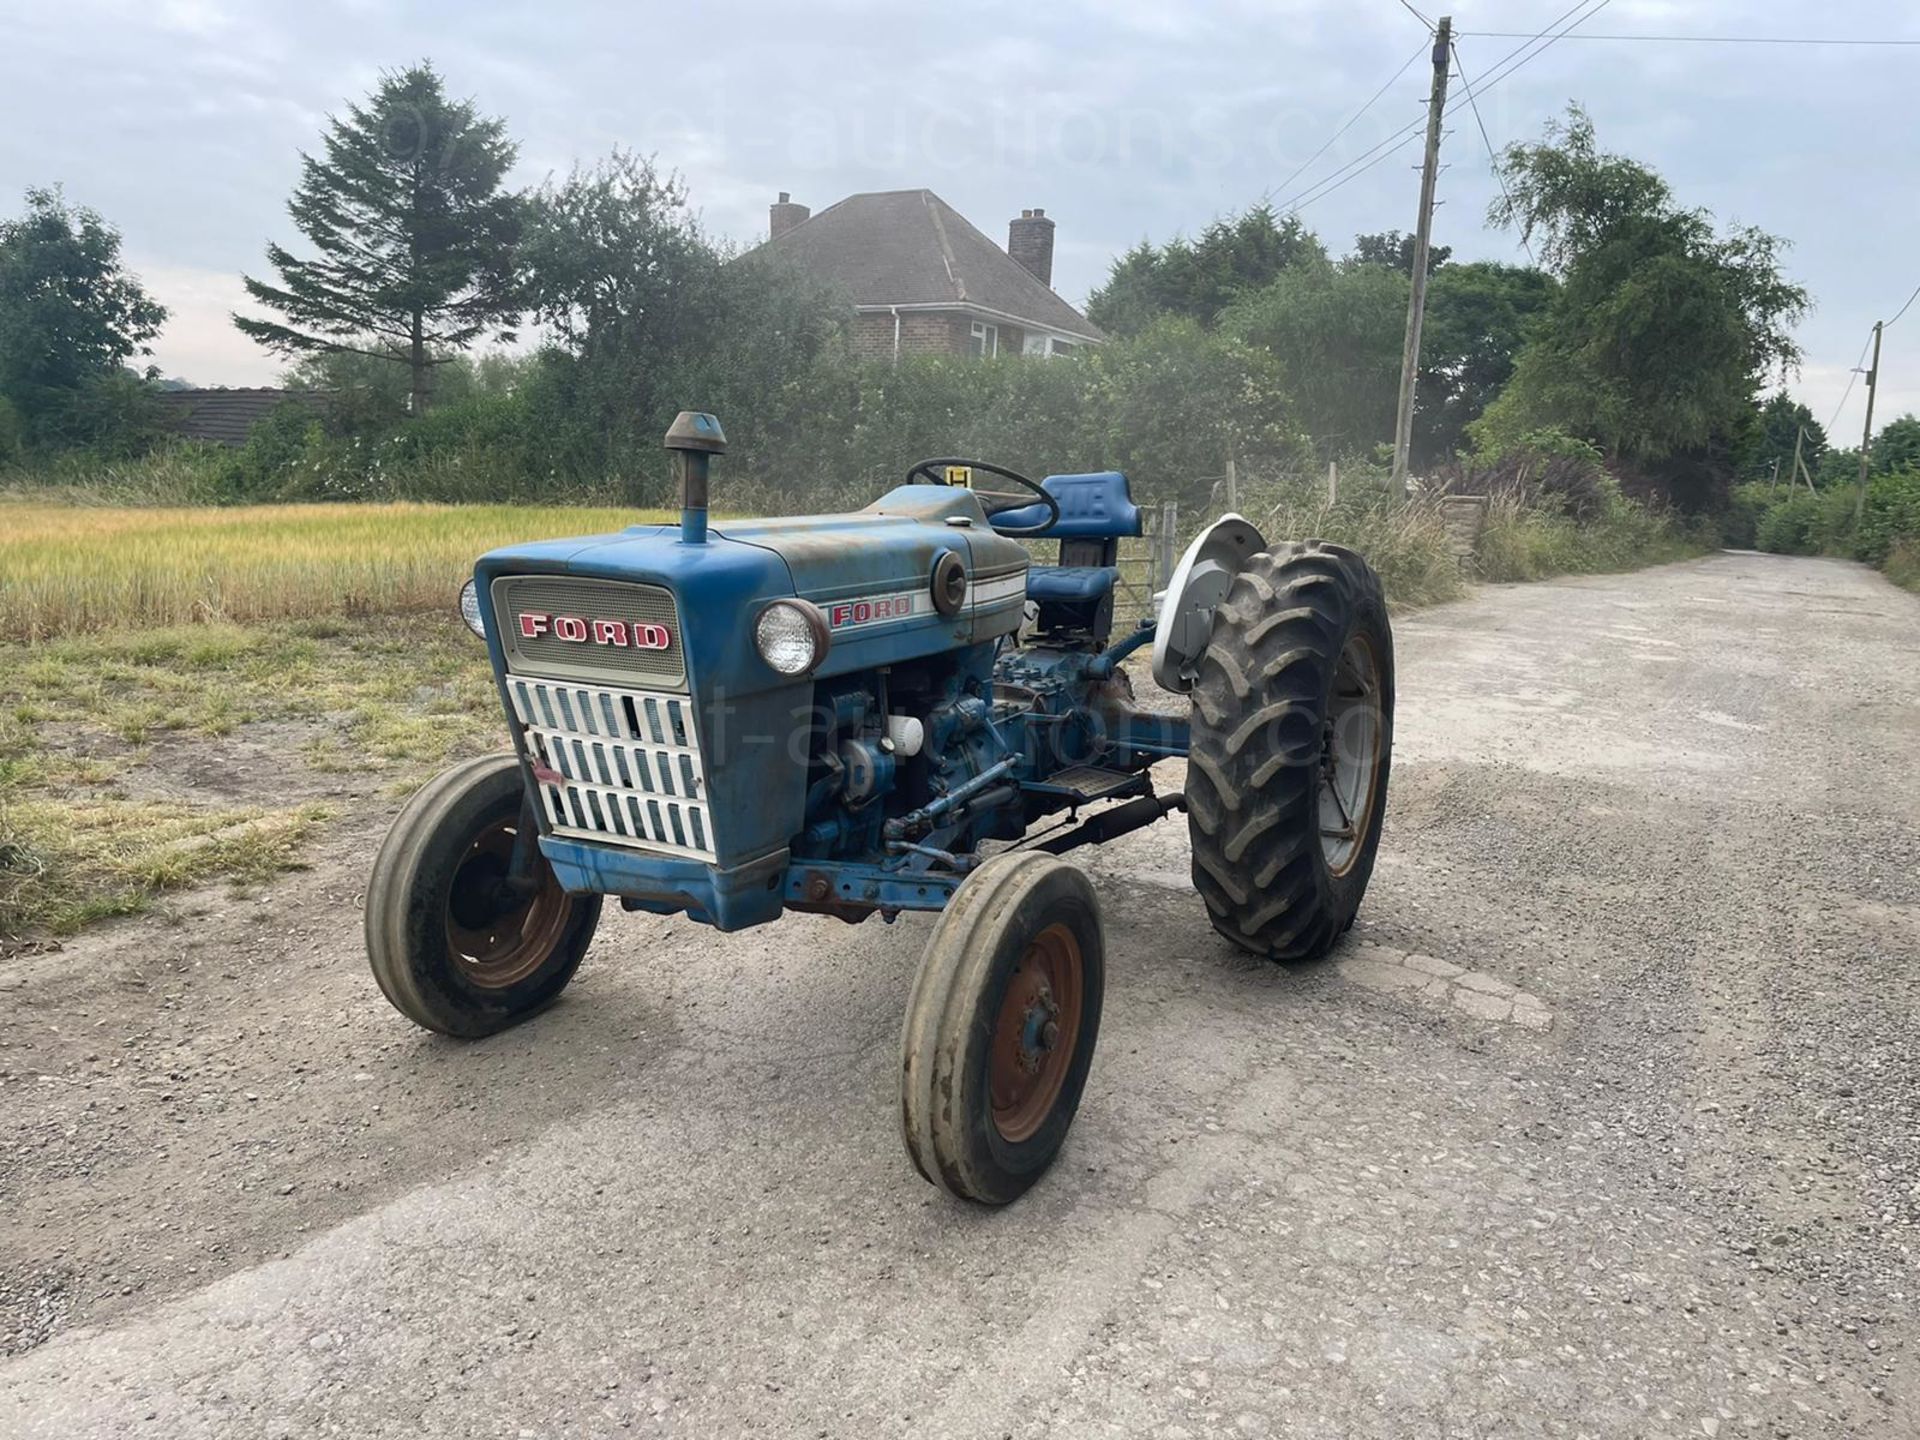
444, 816, 574, 990
988, 923, 1085, 1144
1319, 633, 1383, 877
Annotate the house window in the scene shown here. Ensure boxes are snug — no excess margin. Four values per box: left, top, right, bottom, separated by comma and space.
969, 321, 998, 358
1022, 333, 1079, 359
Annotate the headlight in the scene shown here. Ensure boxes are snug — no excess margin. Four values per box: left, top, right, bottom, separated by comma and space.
458, 578, 487, 638
754, 599, 829, 676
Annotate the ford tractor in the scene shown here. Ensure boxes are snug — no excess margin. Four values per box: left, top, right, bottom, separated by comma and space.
367, 412, 1394, 1205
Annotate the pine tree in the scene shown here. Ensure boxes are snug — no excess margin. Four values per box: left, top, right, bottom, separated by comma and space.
235, 63, 521, 414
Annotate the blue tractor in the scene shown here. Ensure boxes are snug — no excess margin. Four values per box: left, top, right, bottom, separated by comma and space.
368, 413, 1394, 1204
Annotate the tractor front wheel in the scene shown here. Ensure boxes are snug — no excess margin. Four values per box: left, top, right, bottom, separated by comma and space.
366, 754, 601, 1038
900, 852, 1105, 1205
1186, 540, 1394, 961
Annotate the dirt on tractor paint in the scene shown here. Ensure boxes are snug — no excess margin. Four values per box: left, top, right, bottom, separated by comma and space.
4, 551, 1920, 1438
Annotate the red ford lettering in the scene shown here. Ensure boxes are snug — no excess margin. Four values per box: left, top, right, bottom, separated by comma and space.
829, 594, 915, 628
516, 611, 673, 650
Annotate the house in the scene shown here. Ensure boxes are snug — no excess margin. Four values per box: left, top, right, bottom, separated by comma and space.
152, 387, 324, 447
750, 189, 1104, 361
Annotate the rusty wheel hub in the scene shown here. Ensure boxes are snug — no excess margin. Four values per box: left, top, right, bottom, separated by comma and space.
444, 817, 573, 990
988, 923, 1085, 1143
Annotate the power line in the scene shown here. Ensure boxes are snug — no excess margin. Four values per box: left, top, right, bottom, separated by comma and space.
1390, 0, 1436, 30
1456, 31, 1920, 47
1278, 0, 1612, 217
1884, 280, 1920, 331
1281, 0, 1611, 213
1450, 40, 1535, 265
1445, 0, 1615, 106
1263, 42, 1430, 206
1826, 331, 1875, 434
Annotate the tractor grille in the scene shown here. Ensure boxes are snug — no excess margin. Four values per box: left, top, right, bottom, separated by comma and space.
505, 675, 715, 861
491, 575, 687, 690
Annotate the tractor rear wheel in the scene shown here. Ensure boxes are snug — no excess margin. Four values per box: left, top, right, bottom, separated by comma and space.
366, 754, 601, 1038
900, 852, 1104, 1205
1185, 541, 1394, 961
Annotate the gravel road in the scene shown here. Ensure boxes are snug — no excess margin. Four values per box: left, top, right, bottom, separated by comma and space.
4, 550, 1918, 1438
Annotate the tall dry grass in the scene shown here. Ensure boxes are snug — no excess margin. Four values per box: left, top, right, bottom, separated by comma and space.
0, 499, 674, 641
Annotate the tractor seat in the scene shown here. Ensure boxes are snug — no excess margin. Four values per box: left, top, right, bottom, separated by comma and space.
992, 471, 1143, 540
1025, 566, 1117, 603
999, 471, 1140, 634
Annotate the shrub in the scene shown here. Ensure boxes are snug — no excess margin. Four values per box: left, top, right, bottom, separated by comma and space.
1243, 478, 1466, 608
1476, 483, 1702, 582
1722, 481, 1776, 548
1755, 489, 1822, 554
1853, 469, 1920, 566
1434, 428, 1611, 520
1884, 539, 1920, 593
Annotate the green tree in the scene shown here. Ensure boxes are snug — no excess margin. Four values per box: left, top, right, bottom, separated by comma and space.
1870, 414, 1920, 475
1415, 261, 1556, 463
1815, 446, 1862, 489
1087, 205, 1325, 336
236, 63, 522, 414
1220, 258, 1407, 459
1736, 392, 1826, 483
516, 150, 847, 499
1349, 230, 1451, 277
0, 187, 166, 435
1081, 315, 1306, 504
521, 151, 713, 365
1479, 106, 1807, 461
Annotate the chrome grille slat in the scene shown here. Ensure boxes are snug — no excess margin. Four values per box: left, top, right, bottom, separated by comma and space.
506, 676, 716, 861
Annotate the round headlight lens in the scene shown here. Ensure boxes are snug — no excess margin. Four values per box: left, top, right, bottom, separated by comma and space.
458, 578, 486, 638
755, 600, 826, 676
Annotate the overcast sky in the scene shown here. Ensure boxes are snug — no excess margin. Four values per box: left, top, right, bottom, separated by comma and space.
4, 0, 1916, 444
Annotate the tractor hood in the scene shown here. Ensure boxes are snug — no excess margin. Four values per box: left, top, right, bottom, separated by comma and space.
472, 484, 1031, 695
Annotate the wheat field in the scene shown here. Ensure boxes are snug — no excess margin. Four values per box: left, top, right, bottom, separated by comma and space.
0, 500, 676, 641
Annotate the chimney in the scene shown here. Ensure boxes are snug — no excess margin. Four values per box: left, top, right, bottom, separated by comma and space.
769, 191, 810, 240
1008, 207, 1055, 288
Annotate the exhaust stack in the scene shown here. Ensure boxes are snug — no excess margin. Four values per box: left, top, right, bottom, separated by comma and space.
664, 411, 727, 545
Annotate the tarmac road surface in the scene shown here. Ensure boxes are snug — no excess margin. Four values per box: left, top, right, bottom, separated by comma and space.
4, 550, 1919, 1437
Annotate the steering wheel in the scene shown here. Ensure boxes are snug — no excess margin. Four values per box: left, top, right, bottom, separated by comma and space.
907, 458, 1061, 537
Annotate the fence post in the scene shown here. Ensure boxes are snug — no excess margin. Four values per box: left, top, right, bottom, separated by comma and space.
1159, 501, 1179, 588
1327, 460, 1338, 507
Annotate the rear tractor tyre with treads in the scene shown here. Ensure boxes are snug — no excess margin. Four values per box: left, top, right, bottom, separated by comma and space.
1185, 540, 1394, 961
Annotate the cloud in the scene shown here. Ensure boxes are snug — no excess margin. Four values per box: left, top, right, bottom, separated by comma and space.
4, 0, 1913, 432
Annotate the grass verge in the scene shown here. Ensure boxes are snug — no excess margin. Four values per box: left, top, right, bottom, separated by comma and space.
1884, 540, 1920, 593
1474, 494, 1710, 583
0, 614, 501, 939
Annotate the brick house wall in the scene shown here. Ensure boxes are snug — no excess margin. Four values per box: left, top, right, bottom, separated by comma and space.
850, 311, 1029, 361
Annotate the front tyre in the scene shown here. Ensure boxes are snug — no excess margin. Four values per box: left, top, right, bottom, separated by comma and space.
901, 852, 1105, 1205
1186, 541, 1394, 961
366, 754, 601, 1038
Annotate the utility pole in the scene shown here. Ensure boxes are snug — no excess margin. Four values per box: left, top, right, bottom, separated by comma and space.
1855, 320, 1883, 524
1390, 13, 1452, 500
